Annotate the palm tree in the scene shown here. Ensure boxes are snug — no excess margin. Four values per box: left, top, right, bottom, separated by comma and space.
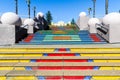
105, 0, 109, 14
26, 0, 31, 18
88, 8, 92, 16
15, 0, 18, 14
92, 0, 96, 17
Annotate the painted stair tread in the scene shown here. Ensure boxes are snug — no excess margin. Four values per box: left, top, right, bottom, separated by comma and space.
0, 70, 11, 76
1, 70, 120, 76
36, 66, 94, 70
63, 70, 120, 76
1, 62, 120, 67
0, 56, 120, 59
36, 59, 87, 62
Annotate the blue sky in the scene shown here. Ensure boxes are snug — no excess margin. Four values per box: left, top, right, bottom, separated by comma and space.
0, 0, 120, 22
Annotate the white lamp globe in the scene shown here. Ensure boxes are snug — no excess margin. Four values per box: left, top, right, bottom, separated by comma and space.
24, 19, 35, 26
37, 12, 44, 18
88, 18, 101, 27
103, 12, 120, 25
1, 12, 22, 26
79, 12, 87, 17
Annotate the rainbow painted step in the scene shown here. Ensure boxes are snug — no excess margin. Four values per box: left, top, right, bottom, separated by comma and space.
20, 30, 107, 45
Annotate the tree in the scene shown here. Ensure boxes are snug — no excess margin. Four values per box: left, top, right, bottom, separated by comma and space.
92, 0, 96, 17
71, 18, 75, 25
45, 11, 53, 25
88, 8, 92, 16
15, 0, 18, 14
26, 0, 31, 18
105, 0, 109, 14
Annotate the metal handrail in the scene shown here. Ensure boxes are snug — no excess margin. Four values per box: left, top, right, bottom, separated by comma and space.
96, 23, 109, 32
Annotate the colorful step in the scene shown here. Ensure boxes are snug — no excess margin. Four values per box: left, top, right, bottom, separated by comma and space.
36, 59, 88, 62
24, 34, 34, 43
34, 66, 94, 70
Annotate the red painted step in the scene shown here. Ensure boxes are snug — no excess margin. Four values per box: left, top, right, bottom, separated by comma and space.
64, 59, 87, 62
45, 76, 85, 80
24, 34, 34, 42
48, 53, 75, 56
32, 67, 38, 70
36, 59, 88, 62
37, 66, 93, 70
58, 48, 66, 51
38, 66, 62, 70
64, 76, 84, 80
36, 59, 62, 62
90, 34, 101, 42
63, 66, 94, 70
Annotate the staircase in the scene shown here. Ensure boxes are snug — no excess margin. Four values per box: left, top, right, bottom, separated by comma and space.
0, 47, 120, 80
19, 30, 107, 45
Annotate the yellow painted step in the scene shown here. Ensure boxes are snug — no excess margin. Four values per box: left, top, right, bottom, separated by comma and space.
94, 60, 107, 62
114, 67, 120, 70
53, 30, 66, 34
99, 67, 113, 70
80, 54, 103, 56
94, 60, 120, 62
19, 60, 30, 62
108, 60, 120, 62
0, 76, 6, 80
0, 60, 19, 63
0, 67, 14, 70
0, 54, 23, 57
24, 53, 42, 57
0, 48, 54, 53
0, 48, 26, 53
93, 76, 120, 80
0, 60, 30, 63
1, 48, 119, 53
8, 76, 37, 80
27, 48, 54, 53
103, 54, 120, 56
14, 67, 26, 70
70, 48, 120, 53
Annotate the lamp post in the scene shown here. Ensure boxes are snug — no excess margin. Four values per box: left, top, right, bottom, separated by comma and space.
15, 0, 18, 14
105, 0, 109, 14
33, 6, 36, 18
88, 8, 92, 16
92, 0, 96, 18
26, 0, 31, 18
